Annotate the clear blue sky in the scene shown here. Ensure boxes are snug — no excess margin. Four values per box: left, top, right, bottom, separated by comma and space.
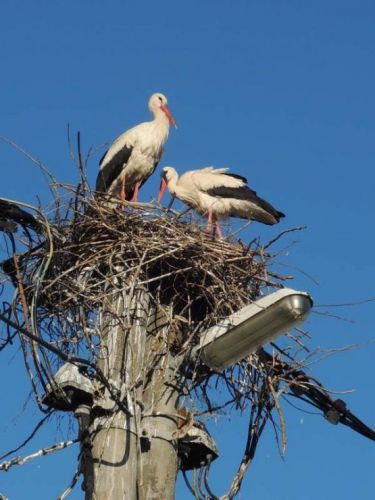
1, 1, 374, 498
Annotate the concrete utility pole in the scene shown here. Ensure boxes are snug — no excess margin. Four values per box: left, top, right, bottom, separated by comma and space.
41, 287, 313, 499
80, 285, 181, 500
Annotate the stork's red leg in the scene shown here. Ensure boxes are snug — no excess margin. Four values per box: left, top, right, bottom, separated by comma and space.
214, 220, 223, 238
120, 175, 126, 202
206, 210, 213, 233
131, 182, 140, 202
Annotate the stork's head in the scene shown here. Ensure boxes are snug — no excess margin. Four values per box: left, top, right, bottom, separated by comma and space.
158, 166, 178, 202
149, 93, 177, 128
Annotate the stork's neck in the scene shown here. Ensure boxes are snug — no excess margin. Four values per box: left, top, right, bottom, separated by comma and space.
166, 171, 179, 196
146, 110, 169, 149
153, 108, 171, 128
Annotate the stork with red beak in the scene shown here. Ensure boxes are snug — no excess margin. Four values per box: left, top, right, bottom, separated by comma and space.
158, 166, 285, 237
96, 93, 177, 202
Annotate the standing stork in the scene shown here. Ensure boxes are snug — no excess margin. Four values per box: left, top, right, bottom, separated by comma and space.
96, 93, 176, 202
158, 166, 285, 237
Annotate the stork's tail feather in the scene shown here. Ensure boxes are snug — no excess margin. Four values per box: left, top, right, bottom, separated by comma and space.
275, 210, 285, 221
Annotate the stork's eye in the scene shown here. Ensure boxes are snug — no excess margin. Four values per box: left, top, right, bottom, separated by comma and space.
158, 96, 163, 102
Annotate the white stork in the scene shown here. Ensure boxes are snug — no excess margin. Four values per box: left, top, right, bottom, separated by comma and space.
96, 93, 176, 202
158, 166, 285, 237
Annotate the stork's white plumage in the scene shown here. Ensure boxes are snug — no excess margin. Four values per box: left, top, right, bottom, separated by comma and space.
158, 166, 285, 237
96, 93, 176, 202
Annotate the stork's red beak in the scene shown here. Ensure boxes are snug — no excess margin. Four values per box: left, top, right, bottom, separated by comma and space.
157, 177, 167, 203
161, 104, 177, 129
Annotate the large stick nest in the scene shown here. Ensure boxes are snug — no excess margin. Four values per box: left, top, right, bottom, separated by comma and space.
43, 202, 278, 326
8, 191, 290, 357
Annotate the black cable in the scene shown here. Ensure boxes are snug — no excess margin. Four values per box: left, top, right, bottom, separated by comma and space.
259, 349, 375, 442
0, 410, 54, 461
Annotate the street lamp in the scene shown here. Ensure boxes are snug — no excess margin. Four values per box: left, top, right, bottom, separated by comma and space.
194, 288, 313, 371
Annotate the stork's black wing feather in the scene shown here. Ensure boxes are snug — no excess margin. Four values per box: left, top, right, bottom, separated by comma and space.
99, 149, 109, 167
96, 145, 133, 192
206, 185, 285, 222
0, 200, 41, 233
